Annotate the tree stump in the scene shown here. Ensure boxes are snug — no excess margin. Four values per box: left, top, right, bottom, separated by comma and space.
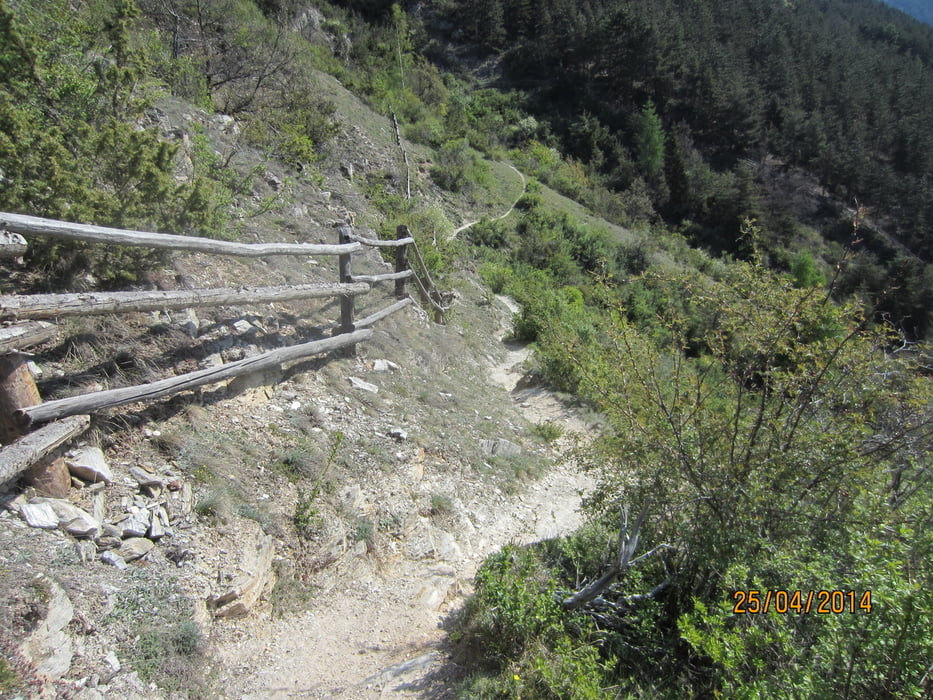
0, 353, 70, 497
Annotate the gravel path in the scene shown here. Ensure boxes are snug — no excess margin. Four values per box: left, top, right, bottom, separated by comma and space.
212, 297, 594, 699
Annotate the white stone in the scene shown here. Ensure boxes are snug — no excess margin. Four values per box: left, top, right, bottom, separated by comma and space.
20, 502, 59, 529
117, 511, 150, 539
31, 498, 100, 537
372, 359, 401, 373
67, 447, 113, 485
348, 376, 378, 393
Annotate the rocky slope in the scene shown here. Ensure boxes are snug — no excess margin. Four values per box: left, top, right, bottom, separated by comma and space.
0, 72, 597, 699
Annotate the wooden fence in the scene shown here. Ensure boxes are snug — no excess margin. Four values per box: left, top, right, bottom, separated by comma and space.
0, 211, 436, 495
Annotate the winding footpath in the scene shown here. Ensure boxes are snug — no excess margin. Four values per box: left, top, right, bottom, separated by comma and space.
213, 295, 593, 699
450, 164, 526, 240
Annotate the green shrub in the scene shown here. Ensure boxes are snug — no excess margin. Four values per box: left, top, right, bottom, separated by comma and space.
531, 421, 564, 443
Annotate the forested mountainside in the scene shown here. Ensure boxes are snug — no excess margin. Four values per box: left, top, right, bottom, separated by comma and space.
428, 0, 933, 339
0, 0, 930, 697
881, 0, 933, 26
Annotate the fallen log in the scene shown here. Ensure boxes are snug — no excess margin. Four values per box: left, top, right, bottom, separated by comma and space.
0, 415, 90, 486
0, 231, 27, 259
0, 282, 371, 321
0, 212, 360, 257
18, 328, 373, 426
0, 321, 57, 353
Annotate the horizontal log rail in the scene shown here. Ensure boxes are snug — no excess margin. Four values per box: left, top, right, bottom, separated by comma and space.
350, 270, 414, 284
346, 231, 415, 248
1, 282, 372, 321
0, 212, 436, 485
355, 298, 413, 329
0, 321, 57, 353
18, 329, 373, 426
0, 415, 90, 485
0, 212, 360, 257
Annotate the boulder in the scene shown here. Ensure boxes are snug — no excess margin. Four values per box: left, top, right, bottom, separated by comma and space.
30, 498, 99, 538
116, 511, 151, 539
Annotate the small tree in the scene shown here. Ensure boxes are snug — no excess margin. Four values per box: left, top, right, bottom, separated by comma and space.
634, 99, 665, 183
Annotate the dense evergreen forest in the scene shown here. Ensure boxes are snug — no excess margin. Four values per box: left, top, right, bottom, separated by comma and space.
1, 0, 930, 697
433, 0, 933, 340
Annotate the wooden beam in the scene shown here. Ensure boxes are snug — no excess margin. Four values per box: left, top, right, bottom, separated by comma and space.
350, 270, 414, 284
346, 232, 414, 248
0, 212, 360, 258
18, 329, 373, 426
1, 282, 372, 321
355, 298, 413, 329
0, 321, 57, 353
0, 415, 90, 486
0, 230, 27, 259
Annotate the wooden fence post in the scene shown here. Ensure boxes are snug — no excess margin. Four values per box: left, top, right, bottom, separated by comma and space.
395, 225, 410, 299
337, 226, 355, 332
0, 353, 70, 497
337, 225, 357, 357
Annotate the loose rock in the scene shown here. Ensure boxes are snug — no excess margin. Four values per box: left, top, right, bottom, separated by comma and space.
66, 447, 113, 485
100, 550, 127, 569
348, 376, 378, 393
120, 537, 154, 562
19, 502, 59, 529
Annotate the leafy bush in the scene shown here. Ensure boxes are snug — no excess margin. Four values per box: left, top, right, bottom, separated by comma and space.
431, 138, 489, 193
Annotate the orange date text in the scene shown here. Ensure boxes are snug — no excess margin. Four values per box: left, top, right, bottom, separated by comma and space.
731, 590, 872, 614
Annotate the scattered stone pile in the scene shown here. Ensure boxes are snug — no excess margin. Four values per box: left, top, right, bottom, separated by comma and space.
5, 445, 193, 572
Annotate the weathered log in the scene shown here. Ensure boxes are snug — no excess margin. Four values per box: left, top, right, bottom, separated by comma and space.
350, 270, 414, 284
18, 329, 373, 426
561, 504, 651, 610
0, 212, 360, 257
355, 298, 413, 329
395, 225, 410, 299
0, 230, 27, 259
0, 321, 57, 353
0, 415, 90, 486
0, 353, 71, 496
346, 231, 414, 248
0, 282, 372, 321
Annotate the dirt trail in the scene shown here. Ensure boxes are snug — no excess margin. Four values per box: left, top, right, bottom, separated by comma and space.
213, 296, 593, 699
